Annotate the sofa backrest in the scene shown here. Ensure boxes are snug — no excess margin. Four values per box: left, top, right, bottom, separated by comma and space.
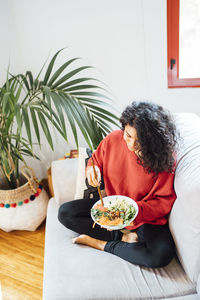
169, 113, 200, 284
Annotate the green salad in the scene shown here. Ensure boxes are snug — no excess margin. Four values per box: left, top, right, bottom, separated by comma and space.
91, 198, 136, 228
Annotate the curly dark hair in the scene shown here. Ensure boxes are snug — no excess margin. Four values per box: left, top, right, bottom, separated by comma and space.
120, 101, 178, 174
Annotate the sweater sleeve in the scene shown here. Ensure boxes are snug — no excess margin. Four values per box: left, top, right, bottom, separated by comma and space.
86, 137, 107, 174
134, 171, 176, 226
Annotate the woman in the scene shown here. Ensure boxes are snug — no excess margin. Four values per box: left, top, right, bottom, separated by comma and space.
58, 101, 178, 268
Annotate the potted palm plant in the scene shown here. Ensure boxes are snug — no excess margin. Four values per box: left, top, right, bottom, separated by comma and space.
0, 49, 119, 231
0, 48, 119, 190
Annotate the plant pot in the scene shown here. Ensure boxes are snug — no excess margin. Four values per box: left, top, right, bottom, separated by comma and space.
0, 166, 49, 232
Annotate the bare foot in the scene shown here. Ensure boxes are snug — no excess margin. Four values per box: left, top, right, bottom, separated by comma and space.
122, 231, 138, 243
72, 234, 106, 250
72, 234, 89, 245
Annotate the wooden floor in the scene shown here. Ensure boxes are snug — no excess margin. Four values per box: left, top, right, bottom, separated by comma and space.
0, 220, 46, 300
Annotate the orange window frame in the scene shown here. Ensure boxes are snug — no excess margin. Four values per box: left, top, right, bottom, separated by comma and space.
167, 0, 200, 88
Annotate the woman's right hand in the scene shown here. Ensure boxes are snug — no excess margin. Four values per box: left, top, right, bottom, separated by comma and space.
86, 165, 101, 187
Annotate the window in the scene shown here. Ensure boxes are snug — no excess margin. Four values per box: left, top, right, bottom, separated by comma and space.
167, 0, 200, 87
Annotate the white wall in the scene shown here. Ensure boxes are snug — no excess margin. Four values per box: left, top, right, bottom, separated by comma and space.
1, 0, 200, 178
0, 1, 20, 76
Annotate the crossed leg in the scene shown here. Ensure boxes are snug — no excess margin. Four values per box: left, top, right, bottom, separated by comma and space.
58, 199, 175, 268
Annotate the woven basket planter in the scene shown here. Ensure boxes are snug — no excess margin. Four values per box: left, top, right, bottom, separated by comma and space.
0, 166, 49, 232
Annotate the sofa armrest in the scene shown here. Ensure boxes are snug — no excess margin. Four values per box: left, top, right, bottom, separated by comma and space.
169, 113, 200, 283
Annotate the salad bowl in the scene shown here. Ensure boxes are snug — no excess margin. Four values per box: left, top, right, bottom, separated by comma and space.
91, 195, 138, 230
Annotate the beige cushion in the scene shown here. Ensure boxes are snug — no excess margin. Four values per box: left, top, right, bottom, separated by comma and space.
169, 113, 200, 283
52, 158, 78, 205
52, 147, 90, 205
74, 147, 88, 199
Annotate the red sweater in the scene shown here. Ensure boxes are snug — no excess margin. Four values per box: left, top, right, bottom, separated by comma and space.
87, 130, 176, 230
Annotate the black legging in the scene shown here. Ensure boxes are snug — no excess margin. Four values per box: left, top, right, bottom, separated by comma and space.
58, 198, 175, 268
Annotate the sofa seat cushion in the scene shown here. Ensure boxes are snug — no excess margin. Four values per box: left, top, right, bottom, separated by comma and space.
43, 198, 196, 300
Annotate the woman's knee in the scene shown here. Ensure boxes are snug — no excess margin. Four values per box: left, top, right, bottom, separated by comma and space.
58, 202, 72, 225
150, 254, 174, 268
146, 246, 174, 268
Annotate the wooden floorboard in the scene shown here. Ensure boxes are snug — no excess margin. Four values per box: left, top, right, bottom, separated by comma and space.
0, 220, 46, 300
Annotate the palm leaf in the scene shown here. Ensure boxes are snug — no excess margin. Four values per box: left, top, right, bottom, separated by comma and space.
57, 95, 78, 147
36, 106, 67, 141
85, 108, 104, 147
39, 100, 63, 128
80, 103, 119, 120
37, 111, 54, 149
50, 92, 67, 139
69, 97, 95, 138
77, 96, 111, 107
22, 107, 32, 147
66, 98, 93, 149
57, 77, 98, 90
64, 84, 103, 92
93, 115, 112, 133
2, 92, 10, 114
48, 58, 79, 86
1, 150, 12, 179
10, 77, 19, 97
52, 66, 92, 88
69, 91, 111, 101
26, 71, 33, 88
15, 81, 23, 103
43, 48, 65, 85
59, 93, 93, 148
43, 86, 52, 117
20, 149, 40, 159
88, 109, 119, 127
5, 112, 15, 133
30, 107, 41, 145
15, 104, 22, 134
19, 74, 30, 91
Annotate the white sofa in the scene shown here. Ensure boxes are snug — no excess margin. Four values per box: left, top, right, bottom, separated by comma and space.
43, 113, 200, 300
